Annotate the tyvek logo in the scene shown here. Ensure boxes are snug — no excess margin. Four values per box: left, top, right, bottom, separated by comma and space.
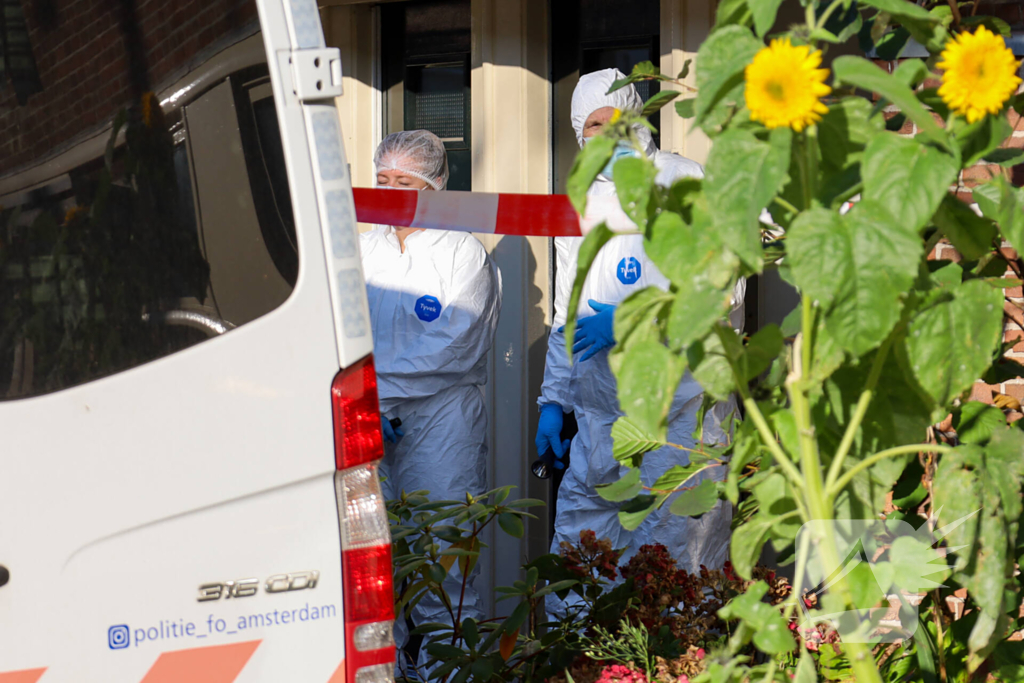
415, 295, 442, 322
617, 257, 641, 285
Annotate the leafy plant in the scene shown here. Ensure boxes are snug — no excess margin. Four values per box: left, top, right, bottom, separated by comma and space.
564, 1, 1024, 681
389, 488, 787, 683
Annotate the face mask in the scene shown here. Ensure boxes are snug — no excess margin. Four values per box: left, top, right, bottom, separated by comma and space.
597, 141, 641, 180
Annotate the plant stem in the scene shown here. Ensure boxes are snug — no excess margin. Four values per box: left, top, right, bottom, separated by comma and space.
828, 443, 954, 497
815, 0, 846, 31
931, 591, 948, 682
741, 396, 804, 489
824, 334, 894, 494
783, 530, 812, 621
721, 326, 803, 489
833, 181, 863, 208
801, 297, 814, 390
771, 195, 800, 215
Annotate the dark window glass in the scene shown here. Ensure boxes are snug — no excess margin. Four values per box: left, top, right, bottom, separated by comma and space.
381, 0, 472, 191
0, 5, 295, 400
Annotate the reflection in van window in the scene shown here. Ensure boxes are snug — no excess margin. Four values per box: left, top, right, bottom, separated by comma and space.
1, 67, 297, 400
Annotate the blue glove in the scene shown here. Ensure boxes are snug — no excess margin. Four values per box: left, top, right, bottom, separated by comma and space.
536, 403, 570, 469
560, 300, 616, 362
381, 415, 404, 443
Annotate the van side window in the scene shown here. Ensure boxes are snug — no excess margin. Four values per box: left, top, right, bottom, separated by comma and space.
0, 62, 297, 400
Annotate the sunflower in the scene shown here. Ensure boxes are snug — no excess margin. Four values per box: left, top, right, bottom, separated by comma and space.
744, 38, 831, 132
938, 26, 1021, 124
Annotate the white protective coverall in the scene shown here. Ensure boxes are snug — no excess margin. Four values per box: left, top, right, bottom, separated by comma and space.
541, 70, 744, 613
362, 131, 503, 667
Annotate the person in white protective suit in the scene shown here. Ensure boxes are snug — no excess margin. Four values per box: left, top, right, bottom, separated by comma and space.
360, 130, 502, 671
537, 69, 745, 614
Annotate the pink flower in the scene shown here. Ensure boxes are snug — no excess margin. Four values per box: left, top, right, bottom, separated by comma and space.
695, 649, 705, 661
596, 665, 648, 683
677, 677, 689, 683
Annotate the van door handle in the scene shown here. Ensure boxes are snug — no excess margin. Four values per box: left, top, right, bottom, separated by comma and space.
0, 565, 9, 588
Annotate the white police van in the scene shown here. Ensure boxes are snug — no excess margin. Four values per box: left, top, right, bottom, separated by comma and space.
0, 1, 393, 681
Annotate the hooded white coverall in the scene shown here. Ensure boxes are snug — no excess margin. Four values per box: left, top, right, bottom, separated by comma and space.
361, 222, 502, 666
541, 70, 744, 614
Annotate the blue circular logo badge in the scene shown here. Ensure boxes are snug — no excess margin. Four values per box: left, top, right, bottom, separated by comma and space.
617, 257, 642, 285
415, 295, 442, 322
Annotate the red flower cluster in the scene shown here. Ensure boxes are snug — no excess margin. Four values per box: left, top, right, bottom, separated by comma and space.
595, 664, 649, 683
621, 545, 701, 609
560, 530, 621, 582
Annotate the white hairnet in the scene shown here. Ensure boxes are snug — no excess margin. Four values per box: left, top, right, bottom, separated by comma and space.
571, 68, 657, 156
374, 130, 450, 190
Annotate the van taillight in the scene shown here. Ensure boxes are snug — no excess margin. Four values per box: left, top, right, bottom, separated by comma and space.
332, 355, 385, 470
332, 355, 395, 683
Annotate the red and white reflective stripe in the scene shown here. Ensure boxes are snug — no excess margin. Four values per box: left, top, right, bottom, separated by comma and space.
352, 188, 638, 238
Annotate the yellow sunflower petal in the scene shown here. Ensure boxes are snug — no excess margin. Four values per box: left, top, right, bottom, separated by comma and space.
744, 38, 831, 132
939, 26, 1022, 123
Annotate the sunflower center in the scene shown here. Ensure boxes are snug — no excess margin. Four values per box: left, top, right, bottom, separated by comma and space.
766, 80, 786, 102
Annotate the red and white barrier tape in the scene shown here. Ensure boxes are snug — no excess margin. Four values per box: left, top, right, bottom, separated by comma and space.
352, 188, 638, 238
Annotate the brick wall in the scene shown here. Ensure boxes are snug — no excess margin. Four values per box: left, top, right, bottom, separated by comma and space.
872, 56, 1024, 422
0, 0, 258, 177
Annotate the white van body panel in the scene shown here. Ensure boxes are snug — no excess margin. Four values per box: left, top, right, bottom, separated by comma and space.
0, 0, 371, 679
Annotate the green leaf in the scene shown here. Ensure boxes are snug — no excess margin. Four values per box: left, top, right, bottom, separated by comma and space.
607, 60, 662, 93
974, 177, 1024, 257
427, 563, 448, 585
653, 462, 711, 493
740, 325, 783, 381
817, 96, 885, 174
471, 658, 493, 681
669, 478, 719, 517
616, 339, 685, 442
933, 194, 998, 261
689, 332, 736, 401
675, 98, 696, 119
715, 0, 753, 29
787, 201, 921, 357
646, 208, 737, 349
718, 581, 794, 654
611, 416, 668, 463
751, 0, 784, 36
832, 56, 948, 146
731, 513, 775, 580
498, 513, 525, 539
956, 114, 1013, 168
794, 650, 817, 683
906, 279, 1003, 407
858, 0, 947, 51
533, 579, 578, 598
694, 25, 762, 133
642, 89, 681, 117
503, 600, 531, 634
564, 223, 615, 359
612, 287, 673, 363
704, 127, 791, 271
613, 156, 658, 230
983, 148, 1024, 167
596, 468, 643, 502
567, 136, 615, 214
462, 618, 479, 649
954, 401, 1007, 445
861, 134, 958, 234
618, 494, 658, 531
